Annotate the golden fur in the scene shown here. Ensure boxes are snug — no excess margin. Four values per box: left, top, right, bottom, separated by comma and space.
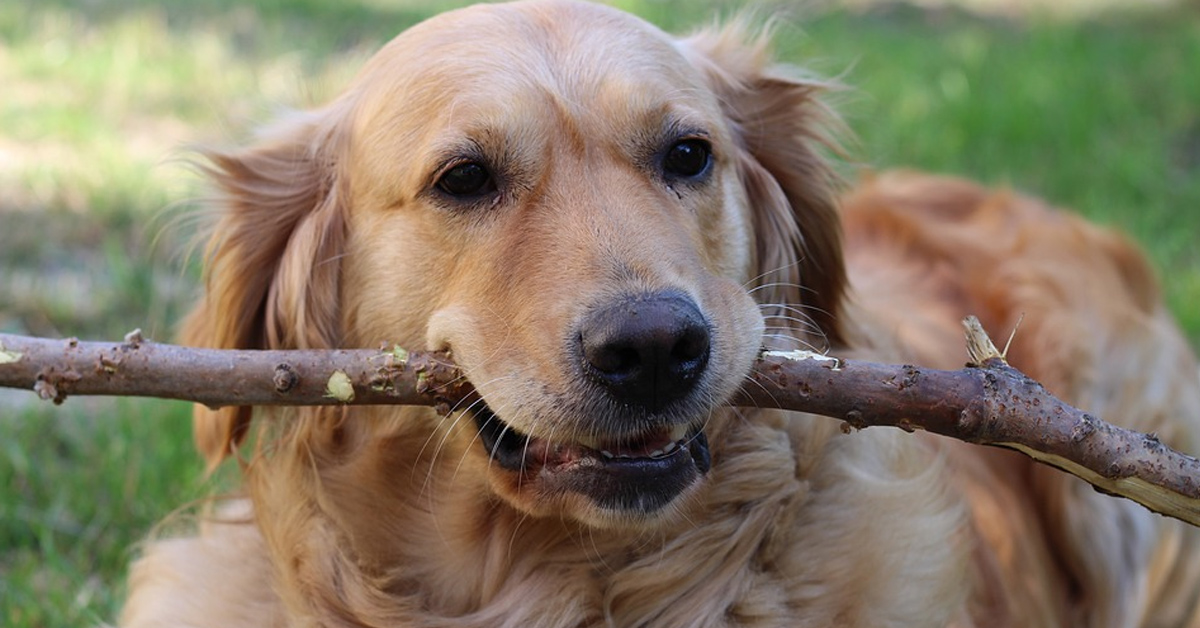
121, 1, 1200, 626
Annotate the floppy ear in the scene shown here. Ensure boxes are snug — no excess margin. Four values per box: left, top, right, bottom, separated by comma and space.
681, 23, 848, 349
182, 108, 348, 468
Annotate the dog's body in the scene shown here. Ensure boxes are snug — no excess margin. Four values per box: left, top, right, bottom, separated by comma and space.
121, 2, 1200, 626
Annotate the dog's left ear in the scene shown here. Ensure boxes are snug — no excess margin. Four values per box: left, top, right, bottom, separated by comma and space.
679, 23, 847, 348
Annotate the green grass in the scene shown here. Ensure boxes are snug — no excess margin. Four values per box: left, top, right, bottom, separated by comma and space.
0, 400, 198, 626
788, 9, 1200, 338
1, 1, 1198, 625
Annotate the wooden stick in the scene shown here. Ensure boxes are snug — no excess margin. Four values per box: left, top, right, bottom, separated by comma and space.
4, 320, 1200, 526
0, 330, 475, 411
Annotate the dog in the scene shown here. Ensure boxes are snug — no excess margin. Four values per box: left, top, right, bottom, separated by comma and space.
120, 1, 1200, 626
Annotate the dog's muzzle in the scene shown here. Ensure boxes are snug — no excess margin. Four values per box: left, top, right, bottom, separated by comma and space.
472, 291, 717, 514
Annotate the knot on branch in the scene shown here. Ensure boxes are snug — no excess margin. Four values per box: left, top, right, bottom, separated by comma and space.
35, 367, 82, 405
273, 364, 299, 393
123, 328, 144, 349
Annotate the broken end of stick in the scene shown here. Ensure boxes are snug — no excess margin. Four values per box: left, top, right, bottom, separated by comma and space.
963, 316, 1005, 366
761, 349, 842, 371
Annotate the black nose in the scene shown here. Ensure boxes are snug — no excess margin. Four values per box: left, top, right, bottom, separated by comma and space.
579, 292, 711, 412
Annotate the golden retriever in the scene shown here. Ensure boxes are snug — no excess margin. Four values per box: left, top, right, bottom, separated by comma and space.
121, 1, 1200, 626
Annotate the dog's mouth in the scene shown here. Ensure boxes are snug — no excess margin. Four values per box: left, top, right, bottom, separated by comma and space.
472, 404, 711, 514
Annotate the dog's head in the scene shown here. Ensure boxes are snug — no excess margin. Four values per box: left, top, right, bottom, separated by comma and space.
186, 0, 845, 529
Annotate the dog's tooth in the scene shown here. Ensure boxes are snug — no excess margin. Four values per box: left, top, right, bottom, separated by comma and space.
669, 425, 688, 441
662, 441, 678, 454
600, 450, 614, 459
648, 448, 664, 458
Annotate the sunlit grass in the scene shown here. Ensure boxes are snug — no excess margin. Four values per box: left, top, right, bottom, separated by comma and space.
1, 1, 1198, 625
0, 399, 199, 627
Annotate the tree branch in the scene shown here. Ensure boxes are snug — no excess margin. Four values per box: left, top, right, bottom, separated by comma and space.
3, 321, 1200, 527
0, 330, 475, 411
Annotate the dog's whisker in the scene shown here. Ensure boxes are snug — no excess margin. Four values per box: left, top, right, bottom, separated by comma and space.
465, 397, 516, 466
760, 314, 822, 330
505, 510, 534, 565
760, 326, 820, 338
314, 251, 351, 268
757, 301, 832, 326
760, 334, 824, 354
758, 301, 828, 318
516, 411, 545, 494
416, 393, 498, 500
756, 304, 832, 349
759, 321, 828, 351
760, 325, 815, 336
741, 259, 805, 291
760, 321, 824, 342
738, 371, 784, 412
757, 302, 827, 321
745, 280, 812, 297
421, 369, 529, 500
583, 527, 606, 570
419, 372, 517, 467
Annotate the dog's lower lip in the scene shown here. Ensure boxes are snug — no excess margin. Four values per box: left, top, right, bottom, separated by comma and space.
472, 403, 710, 513
471, 404, 711, 477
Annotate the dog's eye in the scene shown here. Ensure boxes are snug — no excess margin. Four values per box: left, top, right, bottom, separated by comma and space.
662, 139, 712, 179
436, 162, 496, 197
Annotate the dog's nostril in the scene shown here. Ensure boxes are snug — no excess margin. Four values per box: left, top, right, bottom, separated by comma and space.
672, 325, 709, 364
579, 292, 711, 412
589, 345, 641, 375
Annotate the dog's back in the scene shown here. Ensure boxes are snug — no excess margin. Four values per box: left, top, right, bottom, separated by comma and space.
844, 170, 1200, 627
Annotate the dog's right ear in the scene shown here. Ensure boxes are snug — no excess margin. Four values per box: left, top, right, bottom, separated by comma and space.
183, 107, 348, 469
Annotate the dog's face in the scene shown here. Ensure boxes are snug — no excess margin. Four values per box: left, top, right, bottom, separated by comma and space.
342, 1, 762, 526
189, 0, 845, 530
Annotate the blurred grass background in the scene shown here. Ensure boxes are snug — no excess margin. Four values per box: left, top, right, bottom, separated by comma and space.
1, 0, 1198, 625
